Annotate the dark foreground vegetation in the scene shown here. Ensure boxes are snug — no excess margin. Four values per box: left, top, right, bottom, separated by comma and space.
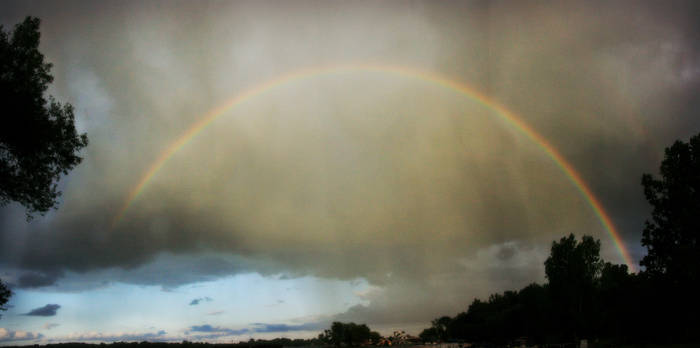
2, 339, 699, 348
418, 134, 700, 347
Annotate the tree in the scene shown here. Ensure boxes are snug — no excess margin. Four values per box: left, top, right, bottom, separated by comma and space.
368, 331, 382, 344
544, 234, 602, 342
597, 263, 633, 340
640, 134, 700, 282
327, 322, 372, 346
0, 279, 10, 318
418, 327, 440, 343
0, 16, 88, 217
640, 133, 700, 339
318, 329, 332, 344
419, 316, 451, 342
517, 283, 551, 342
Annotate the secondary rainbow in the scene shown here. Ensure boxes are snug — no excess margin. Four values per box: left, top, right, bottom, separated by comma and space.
112, 63, 636, 271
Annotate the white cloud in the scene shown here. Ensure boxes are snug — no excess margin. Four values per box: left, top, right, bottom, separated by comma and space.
0, 328, 43, 343
55, 330, 168, 343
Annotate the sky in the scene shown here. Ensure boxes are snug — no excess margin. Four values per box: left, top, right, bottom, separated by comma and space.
1, 0, 700, 344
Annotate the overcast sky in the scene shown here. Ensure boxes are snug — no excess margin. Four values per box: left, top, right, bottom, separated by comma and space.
1, 0, 700, 344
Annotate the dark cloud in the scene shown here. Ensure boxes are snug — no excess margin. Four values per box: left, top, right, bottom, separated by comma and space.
25, 304, 61, 317
189, 325, 233, 333
17, 271, 60, 288
251, 322, 322, 333
189, 297, 212, 306
187, 323, 321, 337
496, 245, 517, 261
188, 325, 249, 336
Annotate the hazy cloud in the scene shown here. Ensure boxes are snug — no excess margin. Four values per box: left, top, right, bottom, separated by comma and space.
189, 297, 213, 306
43, 323, 60, 330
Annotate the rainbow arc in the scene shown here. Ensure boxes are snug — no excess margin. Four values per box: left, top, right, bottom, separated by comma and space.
111, 63, 636, 272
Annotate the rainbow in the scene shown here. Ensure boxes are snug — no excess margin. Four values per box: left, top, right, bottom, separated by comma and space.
112, 63, 636, 271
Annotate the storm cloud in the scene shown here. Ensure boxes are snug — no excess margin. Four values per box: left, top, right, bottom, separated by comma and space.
1, 0, 699, 331
16, 272, 60, 288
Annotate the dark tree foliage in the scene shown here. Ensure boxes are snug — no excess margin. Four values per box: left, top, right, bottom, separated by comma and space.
418, 135, 700, 346
237, 338, 320, 348
0, 278, 10, 318
418, 327, 439, 342
420, 234, 661, 346
368, 330, 381, 343
317, 329, 332, 345
418, 316, 450, 342
0, 16, 88, 217
597, 263, 630, 331
515, 283, 551, 342
434, 285, 554, 346
544, 234, 602, 342
326, 322, 373, 346
639, 133, 700, 340
641, 134, 700, 282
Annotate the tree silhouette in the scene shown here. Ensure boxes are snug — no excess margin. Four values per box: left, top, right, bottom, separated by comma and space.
544, 234, 602, 343
641, 133, 699, 281
640, 133, 700, 339
597, 262, 632, 340
326, 322, 373, 346
0, 279, 10, 318
419, 316, 452, 342
0, 16, 88, 217
419, 228, 699, 344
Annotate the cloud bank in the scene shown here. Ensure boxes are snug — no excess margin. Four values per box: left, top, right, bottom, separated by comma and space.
52, 330, 168, 343
186, 322, 323, 339
0, 328, 43, 343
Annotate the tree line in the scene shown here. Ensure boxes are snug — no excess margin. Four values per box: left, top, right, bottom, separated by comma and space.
317, 322, 382, 346
419, 134, 700, 346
